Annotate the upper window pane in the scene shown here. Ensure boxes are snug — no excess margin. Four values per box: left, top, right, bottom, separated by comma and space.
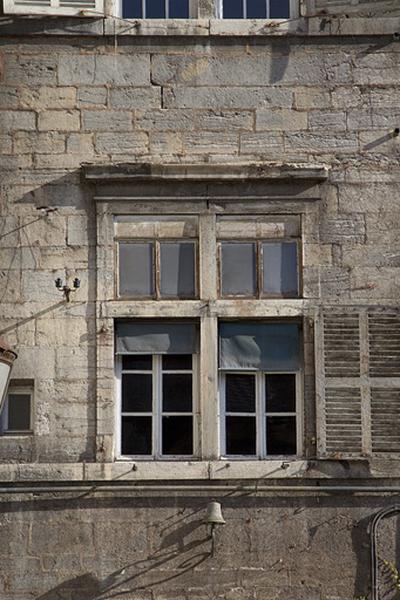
7, 394, 31, 431
119, 242, 154, 298
223, 0, 243, 18
270, 0, 290, 18
265, 374, 296, 412
247, 0, 266, 18
226, 374, 256, 412
262, 242, 299, 298
122, 0, 190, 18
160, 242, 196, 298
220, 243, 256, 297
222, 0, 290, 18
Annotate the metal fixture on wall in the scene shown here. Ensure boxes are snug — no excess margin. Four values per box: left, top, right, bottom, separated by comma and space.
205, 501, 226, 557
0, 338, 17, 412
55, 277, 81, 302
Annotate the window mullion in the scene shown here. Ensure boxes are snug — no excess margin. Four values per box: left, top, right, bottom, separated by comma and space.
257, 372, 265, 458
165, 0, 169, 18
142, 0, 146, 17
266, 0, 270, 18
153, 355, 161, 458
155, 241, 160, 300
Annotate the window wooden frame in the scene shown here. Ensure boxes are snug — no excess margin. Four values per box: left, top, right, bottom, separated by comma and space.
0, 385, 34, 435
116, 353, 199, 459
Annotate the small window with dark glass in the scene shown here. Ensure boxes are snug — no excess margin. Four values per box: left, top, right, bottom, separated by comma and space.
219, 321, 300, 458
118, 240, 197, 299
117, 321, 198, 458
222, 0, 290, 18
122, 0, 191, 18
0, 384, 33, 434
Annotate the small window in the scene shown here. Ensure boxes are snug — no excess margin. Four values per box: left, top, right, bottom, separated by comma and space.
0, 385, 33, 434
222, 0, 290, 18
116, 321, 198, 458
219, 322, 301, 458
118, 240, 197, 299
122, 0, 191, 18
219, 240, 299, 298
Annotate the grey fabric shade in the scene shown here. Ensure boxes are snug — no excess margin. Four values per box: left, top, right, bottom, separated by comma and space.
116, 322, 198, 355
219, 322, 300, 371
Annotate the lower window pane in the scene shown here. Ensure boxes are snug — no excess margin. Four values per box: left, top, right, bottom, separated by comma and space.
226, 416, 256, 455
270, 0, 290, 18
221, 243, 256, 296
223, 0, 244, 18
122, 0, 142, 17
7, 394, 31, 431
265, 374, 296, 412
266, 416, 296, 455
122, 374, 152, 412
122, 417, 152, 455
146, 0, 166, 17
226, 374, 256, 412
262, 242, 298, 297
163, 374, 192, 412
247, 0, 266, 18
169, 0, 189, 17
162, 416, 193, 455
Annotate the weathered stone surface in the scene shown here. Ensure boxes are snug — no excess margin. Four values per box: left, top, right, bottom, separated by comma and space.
20, 86, 76, 109
82, 110, 132, 132
14, 131, 65, 154
163, 86, 294, 109
110, 86, 161, 109
95, 132, 149, 153
77, 86, 108, 107
256, 109, 307, 131
38, 110, 80, 132
0, 110, 36, 131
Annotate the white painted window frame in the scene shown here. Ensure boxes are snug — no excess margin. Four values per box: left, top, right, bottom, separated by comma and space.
0, 385, 34, 435
220, 370, 303, 459
216, 0, 299, 18
3, 0, 104, 16
116, 354, 199, 459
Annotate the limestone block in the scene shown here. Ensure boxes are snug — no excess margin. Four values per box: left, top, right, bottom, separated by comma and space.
95, 132, 148, 153
0, 110, 36, 132
66, 133, 95, 155
308, 111, 346, 130
294, 87, 330, 110
0, 87, 20, 109
3, 55, 57, 86
198, 110, 253, 131
256, 109, 307, 131
303, 243, 332, 266
19, 215, 67, 247
110, 87, 161, 109
38, 110, 80, 132
20, 86, 76, 109
350, 267, 400, 299
320, 267, 351, 298
82, 110, 132, 132
36, 316, 89, 346
0, 135, 11, 155
285, 132, 358, 153
67, 215, 89, 247
240, 132, 284, 154
14, 131, 65, 155
338, 184, 400, 213
370, 88, 399, 107
10, 346, 56, 380
59, 54, 150, 85
58, 55, 96, 85
183, 131, 238, 154
149, 132, 184, 155
330, 86, 365, 109
56, 346, 96, 380
77, 86, 108, 107
163, 86, 293, 109
320, 215, 366, 244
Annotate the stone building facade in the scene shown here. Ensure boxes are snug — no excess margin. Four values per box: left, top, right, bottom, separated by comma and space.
1, 0, 400, 598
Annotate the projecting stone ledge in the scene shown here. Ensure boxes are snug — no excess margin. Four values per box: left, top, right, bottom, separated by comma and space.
82, 162, 329, 182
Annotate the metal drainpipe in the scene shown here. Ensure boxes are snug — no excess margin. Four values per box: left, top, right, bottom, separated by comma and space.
370, 505, 400, 600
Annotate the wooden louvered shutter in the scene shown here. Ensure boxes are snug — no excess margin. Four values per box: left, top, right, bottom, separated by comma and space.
316, 308, 400, 458
303, 0, 397, 16
3, 0, 103, 16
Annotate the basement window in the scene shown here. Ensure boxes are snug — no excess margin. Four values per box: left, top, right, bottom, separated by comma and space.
0, 383, 33, 435
116, 321, 199, 459
219, 321, 301, 458
222, 0, 290, 18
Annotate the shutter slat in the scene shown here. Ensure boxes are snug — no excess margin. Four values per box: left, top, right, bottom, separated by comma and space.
3, 0, 102, 15
311, 0, 398, 16
369, 313, 400, 378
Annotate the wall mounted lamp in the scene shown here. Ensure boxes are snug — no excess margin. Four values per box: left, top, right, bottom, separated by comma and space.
205, 501, 225, 557
55, 277, 80, 302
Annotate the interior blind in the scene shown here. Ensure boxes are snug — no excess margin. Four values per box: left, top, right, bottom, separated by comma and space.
116, 322, 198, 355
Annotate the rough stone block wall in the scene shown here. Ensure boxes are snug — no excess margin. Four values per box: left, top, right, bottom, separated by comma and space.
0, 20, 400, 599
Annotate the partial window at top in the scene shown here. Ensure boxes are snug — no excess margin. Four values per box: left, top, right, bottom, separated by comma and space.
222, 0, 290, 18
123, 0, 191, 18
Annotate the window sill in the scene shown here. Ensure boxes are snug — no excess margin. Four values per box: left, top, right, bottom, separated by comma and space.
1, 16, 399, 38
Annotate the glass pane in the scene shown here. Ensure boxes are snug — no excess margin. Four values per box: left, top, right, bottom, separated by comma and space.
7, 394, 31, 431
263, 242, 298, 297
121, 417, 152, 455
119, 243, 154, 297
162, 354, 192, 371
146, 0, 166, 17
122, 0, 142, 17
221, 243, 256, 296
162, 416, 193, 455
223, 0, 243, 17
226, 417, 256, 455
266, 416, 296, 455
122, 374, 152, 412
247, 0, 266, 18
169, 0, 189, 17
163, 374, 192, 412
160, 243, 196, 298
226, 374, 256, 413
122, 355, 152, 371
270, 0, 290, 18
265, 374, 296, 412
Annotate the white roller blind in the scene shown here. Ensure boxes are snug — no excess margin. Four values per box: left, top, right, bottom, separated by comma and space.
116, 322, 198, 355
